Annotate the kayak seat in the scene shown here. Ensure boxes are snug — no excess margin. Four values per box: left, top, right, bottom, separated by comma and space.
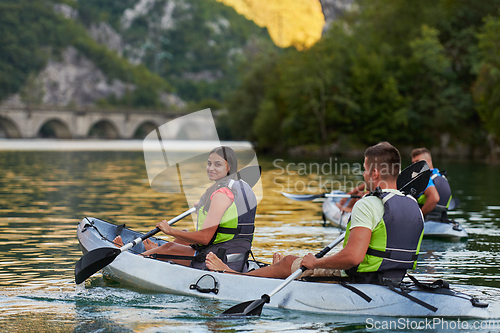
425, 205, 448, 222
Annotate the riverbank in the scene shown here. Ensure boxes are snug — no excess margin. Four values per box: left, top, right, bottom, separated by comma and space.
0, 138, 496, 162
286, 142, 493, 161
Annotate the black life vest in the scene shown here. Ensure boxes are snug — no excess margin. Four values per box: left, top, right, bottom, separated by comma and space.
345, 189, 424, 282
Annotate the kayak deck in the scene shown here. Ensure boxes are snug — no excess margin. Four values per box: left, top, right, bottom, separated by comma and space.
76, 217, 498, 318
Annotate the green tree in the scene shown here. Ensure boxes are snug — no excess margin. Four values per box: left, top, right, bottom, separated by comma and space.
0, 0, 66, 101
473, 13, 500, 156
225, 0, 500, 154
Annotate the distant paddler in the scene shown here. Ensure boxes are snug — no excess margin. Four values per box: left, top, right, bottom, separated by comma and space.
411, 147, 453, 221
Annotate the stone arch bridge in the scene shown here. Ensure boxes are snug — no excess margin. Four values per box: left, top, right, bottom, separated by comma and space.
0, 107, 209, 140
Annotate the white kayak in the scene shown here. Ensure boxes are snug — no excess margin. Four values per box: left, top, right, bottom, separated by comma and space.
76, 217, 499, 318
322, 191, 468, 239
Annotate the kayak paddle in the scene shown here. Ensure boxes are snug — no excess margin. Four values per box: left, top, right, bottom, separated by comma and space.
219, 160, 431, 317
75, 208, 195, 284
75, 164, 262, 284
220, 232, 346, 317
281, 160, 430, 202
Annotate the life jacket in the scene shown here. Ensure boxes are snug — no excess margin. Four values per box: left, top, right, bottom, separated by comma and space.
431, 171, 452, 208
344, 189, 424, 283
197, 179, 257, 245
192, 178, 257, 271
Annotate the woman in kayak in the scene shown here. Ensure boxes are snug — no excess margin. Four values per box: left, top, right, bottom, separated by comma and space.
114, 146, 257, 272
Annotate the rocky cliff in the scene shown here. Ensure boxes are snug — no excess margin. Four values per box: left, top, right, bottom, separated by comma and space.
319, 0, 355, 33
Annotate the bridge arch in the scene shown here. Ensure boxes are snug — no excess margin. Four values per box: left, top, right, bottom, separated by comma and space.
0, 116, 21, 138
88, 119, 120, 139
37, 118, 72, 138
133, 121, 159, 139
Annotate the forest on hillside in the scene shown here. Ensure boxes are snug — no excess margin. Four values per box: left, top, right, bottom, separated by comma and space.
0, 0, 276, 109
0, 0, 173, 108
224, 0, 500, 159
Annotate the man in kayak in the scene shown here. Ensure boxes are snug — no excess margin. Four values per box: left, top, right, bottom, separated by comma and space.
114, 146, 257, 272
411, 147, 452, 221
207, 142, 424, 284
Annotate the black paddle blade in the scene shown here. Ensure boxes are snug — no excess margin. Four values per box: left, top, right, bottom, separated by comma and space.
399, 169, 432, 198
397, 160, 429, 189
397, 160, 431, 197
75, 247, 121, 284
219, 298, 266, 317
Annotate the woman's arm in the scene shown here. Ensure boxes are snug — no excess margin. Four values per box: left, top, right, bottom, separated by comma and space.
157, 192, 232, 245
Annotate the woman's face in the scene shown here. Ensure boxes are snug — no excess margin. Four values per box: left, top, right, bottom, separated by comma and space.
207, 152, 230, 181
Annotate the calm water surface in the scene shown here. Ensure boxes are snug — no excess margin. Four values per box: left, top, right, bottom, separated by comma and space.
0, 148, 500, 332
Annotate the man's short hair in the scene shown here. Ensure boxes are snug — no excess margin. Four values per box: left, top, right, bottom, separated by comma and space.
411, 147, 431, 159
364, 141, 401, 180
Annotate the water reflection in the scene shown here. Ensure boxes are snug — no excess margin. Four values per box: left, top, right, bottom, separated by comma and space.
0, 151, 500, 330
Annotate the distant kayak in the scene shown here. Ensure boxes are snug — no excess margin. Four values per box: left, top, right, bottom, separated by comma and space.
322, 191, 468, 240
76, 217, 498, 318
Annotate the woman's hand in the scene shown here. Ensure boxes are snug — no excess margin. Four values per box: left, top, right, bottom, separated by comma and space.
156, 219, 173, 235
300, 253, 318, 270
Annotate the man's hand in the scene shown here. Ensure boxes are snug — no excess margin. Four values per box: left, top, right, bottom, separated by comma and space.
301, 253, 318, 270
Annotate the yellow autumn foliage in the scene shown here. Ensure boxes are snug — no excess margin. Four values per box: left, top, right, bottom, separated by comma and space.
216, 0, 325, 50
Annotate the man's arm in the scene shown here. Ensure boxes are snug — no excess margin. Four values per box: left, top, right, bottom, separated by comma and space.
420, 186, 439, 216
301, 227, 372, 270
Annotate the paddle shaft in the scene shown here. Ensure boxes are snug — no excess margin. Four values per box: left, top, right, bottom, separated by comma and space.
281, 192, 361, 201
266, 232, 346, 299
119, 207, 196, 252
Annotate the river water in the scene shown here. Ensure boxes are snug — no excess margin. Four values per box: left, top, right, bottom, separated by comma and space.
0, 144, 500, 332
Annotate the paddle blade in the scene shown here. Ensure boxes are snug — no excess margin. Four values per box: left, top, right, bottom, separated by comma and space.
399, 169, 431, 198
75, 247, 121, 284
396, 160, 429, 191
449, 198, 460, 210
281, 192, 323, 201
219, 298, 266, 317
